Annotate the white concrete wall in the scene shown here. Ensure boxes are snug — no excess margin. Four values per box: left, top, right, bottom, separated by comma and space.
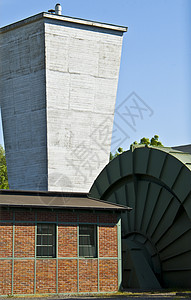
45, 20, 123, 192
0, 15, 124, 192
0, 20, 47, 190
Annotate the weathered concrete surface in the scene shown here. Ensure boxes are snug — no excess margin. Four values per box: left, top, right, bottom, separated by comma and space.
0, 14, 126, 192
0, 19, 47, 190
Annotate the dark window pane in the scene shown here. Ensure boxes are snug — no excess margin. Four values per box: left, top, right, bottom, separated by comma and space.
36, 224, 56, 258
79, 235, 91, 245
48, 225, 54, 234
48, 235, 53, 245
37, 246, 42, 257
41, 246, 48, 256
41, 224, 49, 234
42, 235, 49, 245
48, 246, 53, 257
37, 235, 41, 245
79, 224, 97, 258
37, 224, 42, 234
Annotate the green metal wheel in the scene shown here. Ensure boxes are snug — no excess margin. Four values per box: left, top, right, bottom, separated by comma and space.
89, 145, 191, 289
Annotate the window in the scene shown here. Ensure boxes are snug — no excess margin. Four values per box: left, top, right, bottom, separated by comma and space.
36, 223, 56, 258
79, 224, 97, 258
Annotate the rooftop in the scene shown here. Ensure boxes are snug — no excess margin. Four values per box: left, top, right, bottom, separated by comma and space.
0, 12, 127, 34
0, 189, 131, 211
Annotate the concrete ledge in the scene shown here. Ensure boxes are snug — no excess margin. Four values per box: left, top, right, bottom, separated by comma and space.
0, 12, 127, 34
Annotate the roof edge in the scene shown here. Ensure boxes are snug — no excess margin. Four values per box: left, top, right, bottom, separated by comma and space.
0, 203, 128, 211
87, 194, 132, 211
0, 189, 131, 211
0, 12, 127, 34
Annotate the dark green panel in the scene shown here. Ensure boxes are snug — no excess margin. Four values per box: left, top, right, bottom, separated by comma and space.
170, 152, 191, 169
152, 200, 180, 246
147, 148, 167, 179
172, 167, 191, 203
133, 147, 150, 174
144, 239, 157, 257
147, 188, 172, 238
121, 213, 131, 237
140, 183, 161, 234
162, 251, 191, 271
115, 185, 129, 207
125, 240, 161, 289
183, 194, 191, 219
134, 234, 147, 244
125, 182, 136, 232
105, 155, 121, 185
159, 154, 182, 188
89, 183, 101, 199
92, 168, 110, 197
119, 150, 133, 178
106, 192, 118, 204
135, 181, 150, 231
156, 208, 190, 253
90, 146, 191, 289
159, 230, 191, 261
163, 270, 191, 288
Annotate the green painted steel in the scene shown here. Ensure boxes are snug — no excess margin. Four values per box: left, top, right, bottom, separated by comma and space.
90, 145, 191, 289
11, 211, 15, 295
34, 211, 37, 294
117, 218, 122, 290
56, 214, 59, 294
0, 256, 118, 260
77, 215, 79, 293
97, 216, 100, 292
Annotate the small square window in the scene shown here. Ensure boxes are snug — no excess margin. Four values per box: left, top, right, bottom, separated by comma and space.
36, 223, 56, 258
79, 224, 97, 258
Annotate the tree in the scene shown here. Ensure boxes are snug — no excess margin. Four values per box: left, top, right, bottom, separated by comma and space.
131, 135, 163, 147
110, 135, 163, 160
0, 145, 9, 189
110, 147, 124, 160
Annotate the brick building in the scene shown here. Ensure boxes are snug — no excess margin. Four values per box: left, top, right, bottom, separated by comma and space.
0, 190, 129, 296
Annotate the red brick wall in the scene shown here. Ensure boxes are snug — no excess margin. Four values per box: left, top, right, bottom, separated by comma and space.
58, 225, 77, 257
99, 214, 118, 224
14, 260, 34, 294
0, 209, 119, 296
99, 260, 118, 292
99, 225, 118, 257
58, 212, 77, 223
79, 213, 97, 223
15, 210, 35, 221
0, 223, 13, 257
79, 259, 98, 292
0, 260, 12, 295
58, 259, 77, 293
0, 208, 13, 221
36, 259, 57, 294
37, 210, 57, 222
14, 224, 35, 257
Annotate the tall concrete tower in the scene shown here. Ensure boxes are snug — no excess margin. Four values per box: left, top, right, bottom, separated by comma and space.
0, 6, 127, 192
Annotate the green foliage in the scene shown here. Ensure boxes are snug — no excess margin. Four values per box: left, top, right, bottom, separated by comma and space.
135, 135, 163, 147
110, 147, 124, 161
110, 135, 163, 161
0, 145, 9, 189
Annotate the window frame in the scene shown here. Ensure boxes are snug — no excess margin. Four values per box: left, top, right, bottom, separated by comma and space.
79, 224, 97, 258
36, 223, 56, 258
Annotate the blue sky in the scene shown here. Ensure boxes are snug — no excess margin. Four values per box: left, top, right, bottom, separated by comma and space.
0, 0, 190, 152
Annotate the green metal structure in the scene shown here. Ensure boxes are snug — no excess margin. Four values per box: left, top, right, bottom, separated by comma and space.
89, 145, 191, 289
